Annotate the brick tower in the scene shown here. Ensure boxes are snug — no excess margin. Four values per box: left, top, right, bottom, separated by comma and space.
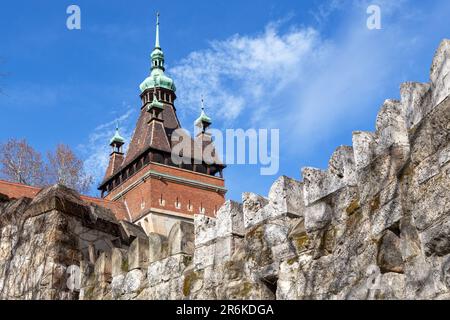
98, 13, 226, 236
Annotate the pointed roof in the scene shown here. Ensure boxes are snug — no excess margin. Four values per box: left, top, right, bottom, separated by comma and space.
195, 98, 212, 127
110, 125, 125, 146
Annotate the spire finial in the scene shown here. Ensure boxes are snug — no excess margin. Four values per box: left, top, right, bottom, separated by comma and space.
155, 11, 160, 48
201, 95, 205, 112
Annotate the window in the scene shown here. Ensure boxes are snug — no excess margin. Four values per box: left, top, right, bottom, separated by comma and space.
175, 197, 181, 210
159, 194, 165, 207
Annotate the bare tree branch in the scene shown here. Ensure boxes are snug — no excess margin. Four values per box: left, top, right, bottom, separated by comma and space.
46, 144, 93, 194
0, 139, 45, 186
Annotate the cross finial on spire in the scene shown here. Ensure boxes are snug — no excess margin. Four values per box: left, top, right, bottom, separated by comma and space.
155, 11, 160, 48
201, 95, 205, 112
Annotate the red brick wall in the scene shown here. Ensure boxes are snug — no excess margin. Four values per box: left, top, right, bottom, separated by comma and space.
105, 162, 226, 222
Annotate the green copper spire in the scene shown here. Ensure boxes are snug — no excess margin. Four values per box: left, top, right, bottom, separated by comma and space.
195, 97, 212, 131
155, 12, 160, 48
110, 124, 125, 146
140, 12, 176, 93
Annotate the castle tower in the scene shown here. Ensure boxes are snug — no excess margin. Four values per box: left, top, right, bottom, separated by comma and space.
98, 13, 226, 236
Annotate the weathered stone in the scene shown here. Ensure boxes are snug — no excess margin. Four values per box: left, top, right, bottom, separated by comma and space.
148, 233, 168, 263
242, 192, 269, 228
304, 202, 332, 233
353, 131, 376, 171
400, 82, 431, 129
431, 39, 450, 107
216, 201, 244, 237
94, 252, 112, 282
194, 214, 216, 247
168, 221, 194, 255
375, 99, 409, 150
111, 248, 127, 277
119, 220, 147, 242
128, 237, 150, 270
267, 176, 304, 217
377, 230, 404, 274
422, 217, 450, 257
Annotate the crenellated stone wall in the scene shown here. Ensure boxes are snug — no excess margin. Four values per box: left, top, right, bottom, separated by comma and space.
1, 39, 450, 300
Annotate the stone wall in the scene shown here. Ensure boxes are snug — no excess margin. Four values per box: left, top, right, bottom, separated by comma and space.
1, 39, 450, 300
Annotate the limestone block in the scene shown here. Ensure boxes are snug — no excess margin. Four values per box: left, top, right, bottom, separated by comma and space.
242, 192, 269, 229
400, 82, 431, 129
128, 237, 150, 270
214, 235, 243, 265
412, 99, 450, 164
328, 146, 357, 186
111, 248, 127, 277
148, 233, 168, 263
123, 269, 144, 294
438, 144, 450, 167
216, 201, 244, 237
168, 221, 195, 256
302, 147, 356, 206
410, 167, 450, 231
357, 150, 404, 204
377, 273, 407, 300
79, 260, 94, 288
267, 176, 305, 217
430, 39, 450, 106
119, 220, 147, 242
352, 131, 376, 171
147, 254, 191, 286
271, 242, 296, 262
301, 167, 327, 206
304, 202, 332, 233
375, 99, 409, 150
370, 199, 403, 237
94, 252, 112, 282
415, 154, 440, 185
194, 214, 216, 247
421, 217, 450, 257
377, 231, 404, 274
194, 243, 215, 270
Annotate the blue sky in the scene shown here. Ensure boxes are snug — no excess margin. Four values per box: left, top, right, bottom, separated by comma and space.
1, 0, 450, 200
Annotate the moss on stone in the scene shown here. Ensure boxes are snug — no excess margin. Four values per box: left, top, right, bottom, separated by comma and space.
370, 194, 381, 213
238, 282, 253, 297
346, 199, 361, 216
293, 234, 309, 251
121, 259, 129, 272
286, 257, 297, 265
183, 271, 200, 297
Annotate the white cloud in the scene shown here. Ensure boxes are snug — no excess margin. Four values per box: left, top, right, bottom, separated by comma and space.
170, 0, 430, 157
171, 23, 324, 127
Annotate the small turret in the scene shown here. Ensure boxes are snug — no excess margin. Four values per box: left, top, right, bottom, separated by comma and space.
110, 125, 125, 154
195, 98, 212, 133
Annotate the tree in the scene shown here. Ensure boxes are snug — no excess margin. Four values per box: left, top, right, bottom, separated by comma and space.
46, 144, 93, 194
0, 139, 93, 194
0, 139, 45, 186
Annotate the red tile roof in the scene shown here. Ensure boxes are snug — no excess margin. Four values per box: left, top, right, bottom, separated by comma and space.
0, 179, 129, 221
